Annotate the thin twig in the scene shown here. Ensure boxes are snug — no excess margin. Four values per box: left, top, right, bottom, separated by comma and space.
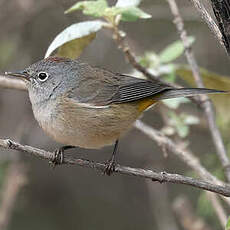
206, 192, 228, 228
0, 120, 29, 230
188, 0, 227, 54
146, 180, 179, 230
0, 75, 27, 90
0, 76, 230, 198
111, 25, 158, 81
167, 0, 230, 182
173, 195, 214, 230
134, 120, 230, 205
110, 24, 203, 106
0, 162, 27, 230
110, 23, 181, 88
0, 139, 229, 197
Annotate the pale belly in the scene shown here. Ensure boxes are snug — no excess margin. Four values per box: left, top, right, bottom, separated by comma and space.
32, 98, 141, 149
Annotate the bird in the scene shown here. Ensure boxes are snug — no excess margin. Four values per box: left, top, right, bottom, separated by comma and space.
5, 56, 225, 174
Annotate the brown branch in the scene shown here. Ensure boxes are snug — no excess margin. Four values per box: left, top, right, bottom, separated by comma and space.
134, 120, 230, 205
167, 0, 230, 183
111, 25, 158, 81
135, 121, 219, 183
173, 195, 214, 230
0, 138, 229, 197
188, 0, 227, 54
206, 192, 228, 228
146, 180, 179, 230
1, 74, 230, 197
110, 23, 181, 89
0, 162, 27, 230
0, 75, 27, 90
0, 121, 30, 230
110, 23, 202, 106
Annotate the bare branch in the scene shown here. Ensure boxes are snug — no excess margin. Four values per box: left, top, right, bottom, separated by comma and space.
206, 192, 228, 228
111, 26, 158, 81
147, 181, 179, 230
0, 162, 27, 230
0, 138, 229, 197
173, 195, 214, 230
134, 120, 230, 204
166, 0, 230, 182
0, 75, 27, 90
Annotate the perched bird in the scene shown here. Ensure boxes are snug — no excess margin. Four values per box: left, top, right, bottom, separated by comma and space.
5, 57, 225, 174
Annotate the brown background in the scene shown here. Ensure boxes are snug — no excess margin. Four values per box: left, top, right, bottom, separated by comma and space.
0, 0, 228, 229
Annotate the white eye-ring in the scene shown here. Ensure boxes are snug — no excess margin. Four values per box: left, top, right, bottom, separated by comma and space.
37, 72, 49, 82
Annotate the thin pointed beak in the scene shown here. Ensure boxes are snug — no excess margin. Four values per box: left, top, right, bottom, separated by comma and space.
5, 70, 29, 81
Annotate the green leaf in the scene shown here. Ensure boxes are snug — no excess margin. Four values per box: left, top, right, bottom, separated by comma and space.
159, 37, 195, 63
138, 52, 159, 68
116, 0, 141, 7
118, 6, 151, 21
161, 126, 175, 136
184, 115, 199, 125
162, 71, 177, 83
45, 20, 104, 58
168, 112, 189, 138
163, 97, 190, 109
105, 6, 151, 21
226, 217, 230, 230
167, 112, 198, 138
176, 124, 189, 138
65, 0, 108, 17
57, 33, 96, 59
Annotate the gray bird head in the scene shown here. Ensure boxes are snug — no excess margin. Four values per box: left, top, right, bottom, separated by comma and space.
6, 57, 80, 107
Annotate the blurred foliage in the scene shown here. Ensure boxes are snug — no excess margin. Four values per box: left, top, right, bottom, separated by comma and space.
197, 192, 219, 229
162, 111, 199, 138
197, 192, 214, 218
0, 0, 229, 229
0, 39, 17, 68
226, 217, 230, 230
176, 66, 230, 132
159, 37, 194, 64
0, 162, 10, 198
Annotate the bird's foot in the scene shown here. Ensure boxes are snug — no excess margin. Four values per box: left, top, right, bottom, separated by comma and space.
49, 147, 65, 168
49, 145, 75, 168
103, 158, 117, 176
103, 140, 119, 176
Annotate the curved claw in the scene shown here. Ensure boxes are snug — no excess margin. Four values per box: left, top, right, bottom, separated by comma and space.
49, 145, 75, 168
103, 159, 116, 176
49, 148, 64, 168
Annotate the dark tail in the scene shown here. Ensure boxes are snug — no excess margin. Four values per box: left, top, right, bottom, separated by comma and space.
156, 88, 227, 100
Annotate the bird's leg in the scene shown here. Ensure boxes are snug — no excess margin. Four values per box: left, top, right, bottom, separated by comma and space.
104, 140, 119, 176
49, 145, 76, 168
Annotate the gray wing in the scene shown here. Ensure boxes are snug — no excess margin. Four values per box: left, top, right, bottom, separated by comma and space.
69, 63, 172, 106
110, 74, 172, 104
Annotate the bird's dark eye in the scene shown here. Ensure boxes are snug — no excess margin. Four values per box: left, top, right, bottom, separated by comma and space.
38, 72, 49, 82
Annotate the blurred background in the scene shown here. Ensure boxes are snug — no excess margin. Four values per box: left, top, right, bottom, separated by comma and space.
0, 0, 229, 229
